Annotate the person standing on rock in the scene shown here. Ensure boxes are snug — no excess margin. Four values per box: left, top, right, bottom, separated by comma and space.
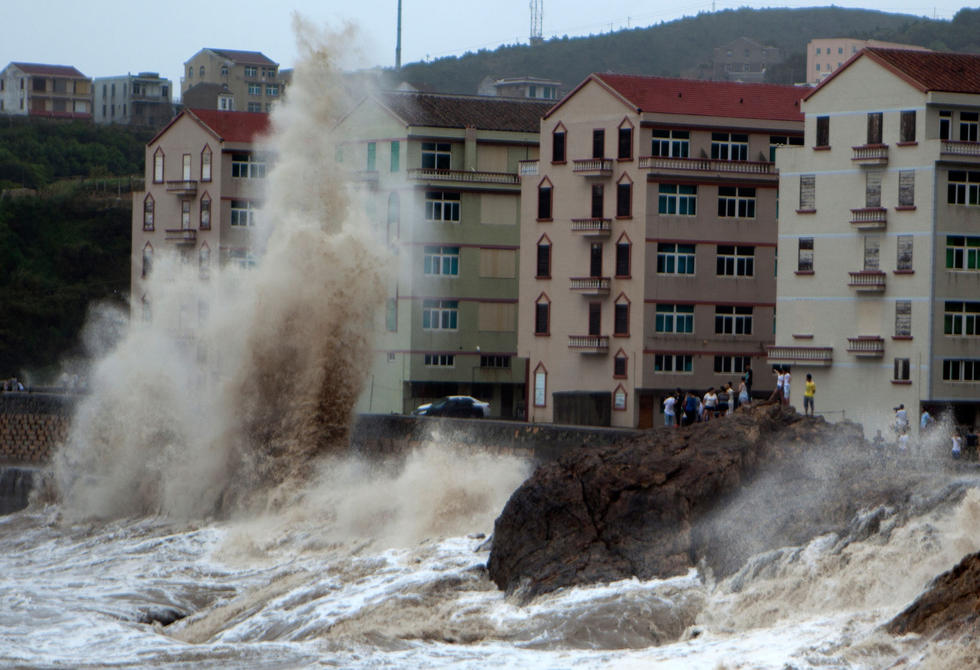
703, 388, 718, 422
781, 368, 791, 406
682, 390, 699, 426
803, 373, 815, 416
663, 393, 677, 428
726, 382, 735, 416
769, 366, 784, 402
738, 378, 750, 407
743, 365, 753, 399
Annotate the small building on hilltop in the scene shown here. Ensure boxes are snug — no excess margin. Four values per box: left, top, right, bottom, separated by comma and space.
478, 75, 563, 101
93, 72, 174, 129
181, 49, 285, 112
0, 62, 92, 119
805, 39, 929, 84
711, 37, 785, 83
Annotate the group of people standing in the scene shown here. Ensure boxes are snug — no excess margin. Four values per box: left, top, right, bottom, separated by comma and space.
768, 366, 816, 417
662, 366, 754, 427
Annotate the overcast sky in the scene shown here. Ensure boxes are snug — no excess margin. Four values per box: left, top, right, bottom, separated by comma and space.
1, 0, 971, 95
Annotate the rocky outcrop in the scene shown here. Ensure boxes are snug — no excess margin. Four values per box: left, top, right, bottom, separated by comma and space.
488, 403, 931, 598
887, 551, 980, 636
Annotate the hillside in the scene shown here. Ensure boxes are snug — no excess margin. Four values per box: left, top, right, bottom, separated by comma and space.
396, 6, 980, 93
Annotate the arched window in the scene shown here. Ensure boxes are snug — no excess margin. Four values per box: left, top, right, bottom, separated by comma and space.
142, 194, 154, 231
201, 145, 212, 181
199, 243, 211, 280
387, 192, 400, 252
220, 65, 229, 78
613, 384, 628, 411
551, 122, 567, 163
536, 234, 551, 278
615, 233, 632, 278
616, 173, 633, 218
614, 293, 631, 337
533, 362, 548, 407
199, 193, 211, 230
152, 147, 165, 183
614, 349, 628, 378
199, 66, 205, 78
534, 293, 550, 336
617, 117, 634, 160
141, 243, 153, 278
537, 177, 553, 220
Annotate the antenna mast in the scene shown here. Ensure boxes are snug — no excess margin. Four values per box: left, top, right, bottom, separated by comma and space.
530, 0, 543, 45
396, 0, 403, 69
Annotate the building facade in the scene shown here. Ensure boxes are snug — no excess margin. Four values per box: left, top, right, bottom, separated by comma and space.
180, 49, 284, 112
130, 109, 270, 318
519, 73, 805, 428
712, 37, 785, 83
805, 39, 929, 84
477, 75, 562, 100
0, 62, 91, 119
771, 48, 980, 436
335, 92, 551, 419
93, 73, 174, 128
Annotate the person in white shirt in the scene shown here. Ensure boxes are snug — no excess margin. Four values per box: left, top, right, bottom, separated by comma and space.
781, 369, 791, 406
703, 388, 718, 421
952, 430, 963, 459
663, 394, 676, 428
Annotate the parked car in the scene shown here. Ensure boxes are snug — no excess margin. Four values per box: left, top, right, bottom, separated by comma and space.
413, 395, 490, 418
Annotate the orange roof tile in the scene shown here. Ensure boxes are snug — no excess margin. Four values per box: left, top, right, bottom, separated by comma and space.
189, 109, 270, 143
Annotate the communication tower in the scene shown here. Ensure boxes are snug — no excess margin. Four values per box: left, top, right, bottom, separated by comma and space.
530, 0, 543, 45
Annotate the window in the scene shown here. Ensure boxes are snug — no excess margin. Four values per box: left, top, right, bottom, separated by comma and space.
534, 364, 547, 406
651, 129, 689, 158
422, 300, 458, 330
423, 246, 459, 276
816, 116, 829, 147
799, 174, 815, 210
711, 132, 748, 161
895, 300, 911, 337
894, 358, 910, 382
656, 304, 694, 333
141, 243, 153, 278
199, 195, 211, 230
386, 297, 398, 331
244, 66, 258, 77
714, 355, 751, 374
897, 235, 913, 271
422, 142, 451, 170
658, 184, 697, 215
947, 170, 980, 206
366, 142, 376, 171
537, 180, 552, 220
592, 129, 605, 158
535, 296, 550, 335
866, 169, 882, 208
536, 238, 551, 278
198, 66, 205, 77
181, 200, 191, 229
615, 238, 631, 277
266, 85, 279, 97
614, 385, 627, 411
944, 301, 980, 336
940, 110, 952, 140
248, 83, 262, 96
900, 110, 916, 142
181, 153, 192, 181
230, 200, 256, 227
614, 352, 627, 377
654, 354, 693, 373
199, 244, 211, 280
866, 112, 883, 144
552, 127, 566, 162
424, 354, 455, 367
481, 355, 510, 369
864, 237, 880, 271
614, 299, 629, 336
718, 186, 756, 218
769, 135, 803, 161
425, 191, 460, 222
960, 112, 979, 142
942, 359, 980, 381
898, 170, 915, 207
387, 193, 400, 250
618, 125, 633, 159
589, 243, 603, 277
716, 245, 754, 276
591, 184, 604, 218
657, 243, 695, 275
946, 236, 980, 270
390, 141, 400, 172
231, 152, 266, 179
715, 305, 753, 335
153, 148, 164, 183
201, 146, 212, 181
816, 47, 822, 54
616, 179, 632, 217
142, 195, 154, 231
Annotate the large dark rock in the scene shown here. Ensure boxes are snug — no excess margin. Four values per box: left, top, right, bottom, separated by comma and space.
488, 403, 931, 598
887, 551, 980, 636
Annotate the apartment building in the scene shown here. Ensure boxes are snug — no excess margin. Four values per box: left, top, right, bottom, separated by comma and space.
806, 39, 928, 84
180, 49, 284, 112
93, 72, 174, 128
771, 48, 980, 435
519, 73, 805, 428
335, 91, 551, 418
0, 62, 91, 119
131, 108, 270, 316
477, 75, 562, 100
712, 37, 784, 83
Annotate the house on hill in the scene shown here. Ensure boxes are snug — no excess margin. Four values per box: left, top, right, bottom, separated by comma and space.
711, 37, 785, 83
181, 49, 285, 112
0, 62, 92, 119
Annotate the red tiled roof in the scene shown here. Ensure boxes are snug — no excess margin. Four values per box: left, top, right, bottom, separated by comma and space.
11, 62, 87, 78
862, 48, 980, 94
208, 49, 277, 67
379, 92, 550, 132
189, 109, 270, 143
587, 73, 807, 122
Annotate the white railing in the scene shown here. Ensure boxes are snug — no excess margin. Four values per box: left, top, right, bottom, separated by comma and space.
572, 158, 613, 174
848, 270, 886, 290
850, 207, 887, 226
570, 218, 612, 234
407, 168, 519, 185
851, 144, 889, 162
569, 276, 611, 292
941, 140, 980, 157
518, 160, 539, 176
846, 337, 885, 355
165, 179, 198, 193
164, 228, 197, 244
767, 345, 833, 363
639, 156, 776, 175
568, 335, 610, 352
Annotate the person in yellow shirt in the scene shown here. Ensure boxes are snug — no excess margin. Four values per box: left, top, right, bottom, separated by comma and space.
803, 373, 816, 417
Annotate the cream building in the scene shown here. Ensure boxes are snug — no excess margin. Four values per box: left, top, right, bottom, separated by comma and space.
520, 73, 806, 428
770, 48, 980, 436
0, 62, 91, 119
806, 39, 929, 84
181, 49, 284, 112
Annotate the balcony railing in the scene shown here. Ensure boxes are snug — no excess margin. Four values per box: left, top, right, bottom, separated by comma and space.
166, 179, 198, 195
570, 218, 612, 236
766, 345, 833, 366
572, 158, 613, 176
407, 168, 519, 185
353, 170, 379, 184
851, 144, 889, 164
568, 334, 610, 354
850, 207, 887, 230
518, 160, 539, 177
569, 276, 611, 295
941, 140, 980, 158
164, 228, 197, 245
846, 336, 885, 357
848, 270, 886, 291
639, 156, 777, 175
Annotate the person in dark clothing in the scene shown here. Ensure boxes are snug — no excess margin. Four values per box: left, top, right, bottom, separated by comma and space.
742, 365, 753, 399
682, 390, 700, 426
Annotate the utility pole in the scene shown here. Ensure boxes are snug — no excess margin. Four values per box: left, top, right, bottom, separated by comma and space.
530, 0, 543, 45
396, 0, 403, 70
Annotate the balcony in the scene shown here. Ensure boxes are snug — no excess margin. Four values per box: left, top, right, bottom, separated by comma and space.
164, 228, 197, 245
568, 334, 610, 355
569, 276, 611, 295
407, 168, 519, 186
639, 155, 777, 178
851, 144, 889, 165
766, 345, 833, 367
850, 207, 887, 230
572, 158, 613, 177
941, 140, 980, 164
846, 336, 885, 357
848, 270, 887, 292
518, 160, 539, 177
166, 180, 198, 196
352, 170, 379, 185
570, 218, 612, 236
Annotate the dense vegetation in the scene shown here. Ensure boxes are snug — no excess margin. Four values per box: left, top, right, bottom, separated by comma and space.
396, 6, 980, 92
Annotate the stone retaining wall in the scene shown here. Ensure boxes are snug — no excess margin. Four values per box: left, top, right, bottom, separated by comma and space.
0, 393, 76, 464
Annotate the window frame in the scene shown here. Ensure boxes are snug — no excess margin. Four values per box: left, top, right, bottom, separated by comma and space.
422, 245, 460, 277
536, 236, 551, 278
710, 132, 749, 161
537, 179, 553, 220
717, 186, 756, 218
815, 116, 830, 147
425, 191, 461, 222
714, 305, 753, 335
651, 129, 689, 158
230, 199, 256, 227
658, 183, 697, 216
944, 301, 980, 336
421, 142, 451, 170
716, 244, 755, 277
534, 295, 550, 336
421, 299, 459, 331
552, 124, 566, 163
657, 243, 696, 275
655, 303, 695, 333
654, 353, 693, 373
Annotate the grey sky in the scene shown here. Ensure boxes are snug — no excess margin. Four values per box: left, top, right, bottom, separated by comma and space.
1, 0, 971, 96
